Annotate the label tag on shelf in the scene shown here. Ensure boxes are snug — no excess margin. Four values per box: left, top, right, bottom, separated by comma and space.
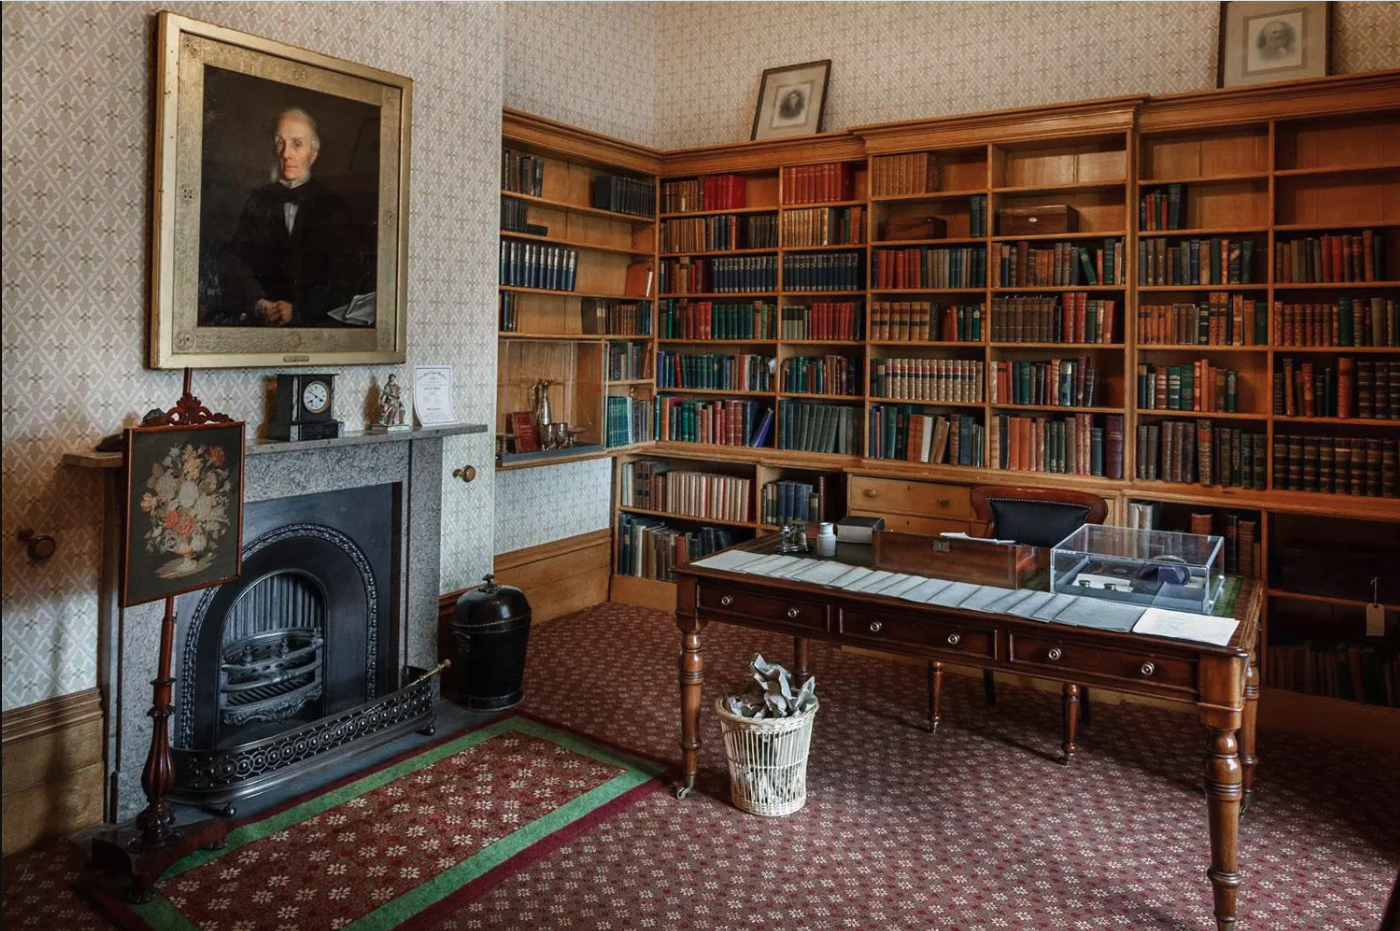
1366, 603, 1386, 638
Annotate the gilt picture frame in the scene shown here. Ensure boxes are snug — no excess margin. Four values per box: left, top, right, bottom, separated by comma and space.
149, 12, 412, 369
751, 60, 831, 141
1217, 1, 1332, 88
121, 421, 246, 607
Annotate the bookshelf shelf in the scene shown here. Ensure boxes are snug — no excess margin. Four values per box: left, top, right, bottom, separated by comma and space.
500, 285, 640, 300
1137, 344, 1265, 352
1273, 161, 1400, 178
872, 287, 987, 295
659, 248, 778, 258
659, 292, 777, 299
1137, 284, 1268, 292
659, 205, 779, 219
1272, 416, 1400, 427
870, 188, 988, 203
869, 339, 984, 347
993, 286, 1125, 293
992, 179, 1126, 195
990, 342, 1122, 349
871, 397, 984, 408
498, 331, 608, 341
617, 505, 757, 529
992, 230, 1127, 243
1267, 346, 1400, 353
1141, 172, 1271, 185
989, 403, 1120, 414
501, 230, 651, 257
781, 339, 867, 346
502, 191, 654, 225
658, 387, 773, 397
780, 199, 865, 210
870, 236, 987, 247
1271, 281, 1400, 290
1140, 226, 1270, 237
1267, 588, 1400, 612
657, 338, 779, 345
1273, 221, 1400, 232
778, 243, 869, 252
1137, 409, 1266, 420
778, 391, 863, 401
781, 290, 868, 298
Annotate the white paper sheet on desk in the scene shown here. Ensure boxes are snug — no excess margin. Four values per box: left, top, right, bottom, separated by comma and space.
980, 588, 1041, 615
940, 531, 1018, 545
785, 560, 855, 586
827, 566, 875, 589
772, 558, 837, 580
843, 570, 901, 593
1032, 592, 1081, 622
923, 580, 981, 606
864, 573, 922, 597
896, 578, 953, 603
1134, 608, 1239, 646
1053, 597, 1145, 632
692, 550, 772, 572
1005, 590, 1056, 619
957, 585, 1018, 613
736, 554, 804, 577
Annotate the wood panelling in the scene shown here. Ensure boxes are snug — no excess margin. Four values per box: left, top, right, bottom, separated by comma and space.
439, 529, 612, 633
2, 688, 104, 855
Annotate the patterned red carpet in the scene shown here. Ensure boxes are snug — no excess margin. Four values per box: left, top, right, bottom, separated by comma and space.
5, 601, 1399, 930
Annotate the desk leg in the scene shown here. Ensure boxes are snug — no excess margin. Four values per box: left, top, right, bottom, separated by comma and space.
677, 626, 704, 800
794, 637, 810, 683
1060, 682, 1079, 765
1240, 660, 1259, 818
926, 661, 942, 734
1203, 726, 1243, 930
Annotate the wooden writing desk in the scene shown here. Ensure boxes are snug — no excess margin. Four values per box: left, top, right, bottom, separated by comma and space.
673, 534, 1263, 931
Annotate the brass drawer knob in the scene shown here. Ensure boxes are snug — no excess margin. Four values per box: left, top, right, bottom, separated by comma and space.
863, 488, 878, 498
1047, 647, 1063, 662
869, 620, 883, 633
786, 607, 800, 619
1140, 661, 1156, 677
720, 595, 733, 607
937, 496, 950, 506
946, 632, 961, 646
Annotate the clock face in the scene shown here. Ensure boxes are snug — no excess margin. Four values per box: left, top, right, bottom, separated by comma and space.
301, 380, 331, 415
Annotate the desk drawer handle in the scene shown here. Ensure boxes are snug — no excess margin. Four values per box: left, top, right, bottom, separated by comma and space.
786, 607, 801, 619
1047, 647, 1063, 662
937, 496, 950, 507
719, 595, 733, 607
946, 632, 962, 646
863, 488, 879, 499
869, 620, 883, 633
1140, 661, 1156, 677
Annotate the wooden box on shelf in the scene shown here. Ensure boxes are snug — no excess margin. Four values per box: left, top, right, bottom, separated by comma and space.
999, 205, 1079, 236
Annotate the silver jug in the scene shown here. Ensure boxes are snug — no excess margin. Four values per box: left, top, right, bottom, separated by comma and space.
530, 379, 555, 432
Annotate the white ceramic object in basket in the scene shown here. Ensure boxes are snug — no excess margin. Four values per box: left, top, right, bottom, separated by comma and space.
715, 697, 819, 817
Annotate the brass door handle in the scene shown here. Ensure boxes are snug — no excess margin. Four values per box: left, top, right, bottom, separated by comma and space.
868, 620, 883, 633
1140, 662, 1156, 677
946, 632, 961, 646
452, 465, 478, 483
1047, 647, 1063, 662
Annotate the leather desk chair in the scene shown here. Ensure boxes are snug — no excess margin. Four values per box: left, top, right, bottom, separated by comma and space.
923, 485, 1108, 761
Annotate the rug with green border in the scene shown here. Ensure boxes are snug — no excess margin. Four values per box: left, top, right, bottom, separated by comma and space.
86, 715, 668, 930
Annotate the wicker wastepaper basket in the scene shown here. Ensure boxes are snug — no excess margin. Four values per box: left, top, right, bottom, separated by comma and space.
715, 696, 819, 816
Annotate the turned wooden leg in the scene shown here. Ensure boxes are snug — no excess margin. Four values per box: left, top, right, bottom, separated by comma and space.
1079, 685, 1092, 726
677, 625, 705, 799
1203, 726, 1243, 929
982, 668, 996, 705
136, 597, 179, 844
1060, 682, 1080, 765
794, 636, 810, 684
926, 661, 942, 734
1240, 660, 1259, 817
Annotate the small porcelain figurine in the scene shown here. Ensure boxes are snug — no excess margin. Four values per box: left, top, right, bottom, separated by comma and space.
370, 374, 409, 433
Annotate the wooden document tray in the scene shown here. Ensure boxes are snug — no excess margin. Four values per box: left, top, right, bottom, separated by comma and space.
871, 531, 1048, 588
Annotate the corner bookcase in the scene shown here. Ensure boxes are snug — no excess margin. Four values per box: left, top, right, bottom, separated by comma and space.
501, 72, 1400, 749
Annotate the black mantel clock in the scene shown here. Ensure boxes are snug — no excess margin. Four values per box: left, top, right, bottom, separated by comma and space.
269, 373, 342, 441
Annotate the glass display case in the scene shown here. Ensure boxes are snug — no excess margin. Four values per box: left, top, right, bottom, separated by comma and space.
1051, 524, 1224, 615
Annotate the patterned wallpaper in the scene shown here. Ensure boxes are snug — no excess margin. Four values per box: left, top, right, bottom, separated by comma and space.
494, 458, 615, 555
1, 1, 507, 711
654, 1, 1400, 148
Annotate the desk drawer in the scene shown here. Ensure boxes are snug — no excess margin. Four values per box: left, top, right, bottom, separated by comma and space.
839, 606, 994, 659
1009, 634, 1196, 691
848, 510, 973, 536
697, 585, 826, 632
849, 476, 972, 519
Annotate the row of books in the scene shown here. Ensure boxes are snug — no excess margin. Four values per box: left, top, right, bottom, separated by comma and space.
997, 239, 1124, 287
661, 214, 778, 253
1196, 511, 1259, 576
499, 240, 578, 291
780, 302, 863, 341
657, 300, 778, 341
869, 407, 984, 466
659, 256, 777, 294
782, 163, 855, 206
761, 478, 831, 526
1138, 237, 1257, 286
1138, 362, 1240, 413
1274, 298, 1398, 347
500, 197, 544, 235
656, 352, 774, 392
779, 355, 861, 396
607, 341, 651, 381
655, 397, 772, 447
989, 294, 1118, 344
871, 301, 983, 343
1273, 435, 1399, 497
662, 175, 747, 214
870, 152, 939, 197
581, 298, 653, 336
1276, 358, 1400, 420
969, 195, 990, 238
1139, 183, 1187, 231
1137, 421, 1266, 489
782, 206, 866, 247
615, 514, 739, 582
605, 396, 653, 447
1264, 641, 1399, 707
622, 463, 753, 523
991, 358, 1100, 408
499, 291, 520, 332
501, 148, 544, 197
872, 246, 987, 290
782, 252, 864, 292
871, 358, 985, 403
591, 175, 655, 219
1275, 231, 1387, 283
1138, 295, 1265, 346
777, 400, 859, 454
991, 413, 1120, 478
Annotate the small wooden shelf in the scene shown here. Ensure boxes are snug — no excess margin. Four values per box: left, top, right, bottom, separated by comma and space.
869, 188, 988, 203
656, 338, 778, 345
989, 403, 1120, 414
1272, 281, 1400, 290
1272, 161, 1400, 178
870, 237, 987, 247
1138, 344, 1266, 352
1267, 588, 1400, 612
870, 397, 984, 408
658, 387, 773, 397
993, 285, 1125, 293
1137, 226, 1269, 237
781, 290, 868, 298
1136, 284, 1267, 292
607, 378, 654, 386
993, 179, 1126, 195
658, 292, 778, 299
1269, 346, 1400, 353
780, 199, 865, 210
498, 331, 608, 341
500, 285, 641, 300
1139, 172, 1270, 185
778, 243, 868, 252
992, 230, 1127, 243
658, 205, 780, 219
496, 447, 613, 471
502, 191, 654, 224
871, 287, 987, 295
1137, 409, 1266, 420
500, 230, 650, 257
617, 505, 757, 528
780, 339, 866, 346
1273, 220, 1400, 232
659, 247, 778, 258
1273, 416, 1400, 426
990, 342, 1123, 350
870, 339, 986, 347
777, 391, 864, 401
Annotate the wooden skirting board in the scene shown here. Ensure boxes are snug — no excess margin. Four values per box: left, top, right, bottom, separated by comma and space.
1, 687, 105, 856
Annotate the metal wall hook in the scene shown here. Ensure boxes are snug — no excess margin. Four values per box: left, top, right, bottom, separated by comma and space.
17, 529, 57, 561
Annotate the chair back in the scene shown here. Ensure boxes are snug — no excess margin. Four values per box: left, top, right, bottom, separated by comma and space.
970, 485, 1109, 549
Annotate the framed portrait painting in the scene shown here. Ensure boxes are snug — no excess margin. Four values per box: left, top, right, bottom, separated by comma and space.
121, 421, 246, 607
1217, 1, 1332, 88
149, 13, 412, 369
751, 60, 831, 141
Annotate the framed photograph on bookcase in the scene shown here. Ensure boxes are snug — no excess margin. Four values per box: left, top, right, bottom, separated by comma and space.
148, 12, 413, 369
751, 59, 831, 141
1217, 1, 1332, 88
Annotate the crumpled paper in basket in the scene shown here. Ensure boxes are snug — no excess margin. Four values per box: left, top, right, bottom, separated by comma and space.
723, 653, 816, 720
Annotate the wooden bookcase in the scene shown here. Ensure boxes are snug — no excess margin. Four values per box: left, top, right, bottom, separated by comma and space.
504, 73, 1400, 747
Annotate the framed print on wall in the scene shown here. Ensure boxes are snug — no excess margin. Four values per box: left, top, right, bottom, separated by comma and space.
149, 12, 413, 369
1217, 1, 1332, 88
121, 421, 246, 607
751, 60, 831, 141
